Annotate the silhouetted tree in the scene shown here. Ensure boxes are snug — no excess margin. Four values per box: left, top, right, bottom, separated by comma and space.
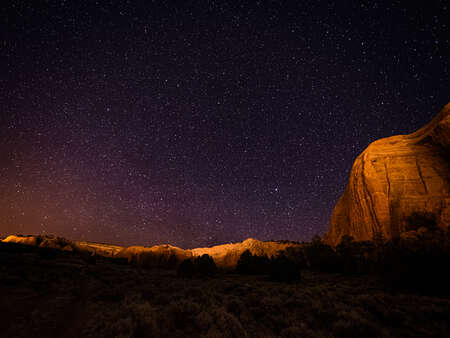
270, 254, 301, 282
193, 254, 217, 276
374, 228, 450, 296
280, 246, 308, 269
236, 250, 270, 275
166, 253, 179, 269
236, 249, 252, 274
177, 258, 195, 278
304, 238, 339, 272
336, 235, 357, 274
336, 235, 372, 275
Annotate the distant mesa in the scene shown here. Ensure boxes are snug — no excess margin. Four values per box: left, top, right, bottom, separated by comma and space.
1, 235, 299, 269
324, 103, 450, 246
191, 238, 296, 268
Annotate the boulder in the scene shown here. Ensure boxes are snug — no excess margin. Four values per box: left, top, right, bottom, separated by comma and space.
324, 103, 450, 246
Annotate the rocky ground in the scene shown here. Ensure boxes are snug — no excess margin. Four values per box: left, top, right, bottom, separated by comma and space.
1, 241, 449, 338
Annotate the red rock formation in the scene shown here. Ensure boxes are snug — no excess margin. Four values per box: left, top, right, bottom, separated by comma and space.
3, 235, 38, 246
191, 238, 296, 268
324, 103, 450, 246
2, 235, 299, 268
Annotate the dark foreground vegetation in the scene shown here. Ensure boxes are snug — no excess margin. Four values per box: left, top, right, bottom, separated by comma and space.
228, 214, 450, 298
1, 226, 450, 338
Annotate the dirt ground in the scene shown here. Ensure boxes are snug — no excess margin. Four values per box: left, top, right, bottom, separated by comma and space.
1, 243, 449, 338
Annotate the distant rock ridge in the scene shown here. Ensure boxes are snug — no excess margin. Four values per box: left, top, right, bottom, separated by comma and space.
191, 237, 296, 268
324, 103, 450, 246
2, 235, 300, 268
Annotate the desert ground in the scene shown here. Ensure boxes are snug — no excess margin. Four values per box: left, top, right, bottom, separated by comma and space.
1, 241, 449, 338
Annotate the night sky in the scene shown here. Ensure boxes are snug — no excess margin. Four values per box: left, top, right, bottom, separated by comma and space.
1, 1, 449, 248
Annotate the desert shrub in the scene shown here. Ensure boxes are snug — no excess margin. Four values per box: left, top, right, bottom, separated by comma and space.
332, 309, 379, 338
161, 253, 178, 269
281, 246, 308, 269
84, 299, 159, 337
84, 253, 97, 265
374, 229, 450, 295
137, 251, 157, 268
210, 307, 247, 338
132, 302, 161, 337
236, 249, 270, 275
145, 251, 179, 269
270, 255, 301, 282
281, 324, 315, 338
154, 293, 172, 305
236, 249, 252, 274
177, 258, 195, 278
112, 256, 129, 265
195, 310, 214, 331
304, 238, 339, 272
168, 299, 201, 329
193, 254, 217, 276
38, 247, 59, 260
226, 297, 246, 317
177, 254, 217, 278
336, 235, 372, 275
144, 251, 176, 269
0, 241, 35, 254
185, 286, 204, 298
141, 288, 154, 301
94, 287, 124, 303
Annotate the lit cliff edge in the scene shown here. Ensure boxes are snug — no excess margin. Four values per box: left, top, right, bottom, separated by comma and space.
324, 103, 450, 246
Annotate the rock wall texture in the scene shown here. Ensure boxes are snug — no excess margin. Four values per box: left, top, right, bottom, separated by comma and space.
324, 103, 450, 246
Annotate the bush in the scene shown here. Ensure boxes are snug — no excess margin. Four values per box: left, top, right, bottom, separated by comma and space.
374, 229, 450, 295
236, 250, 270, 275
0, 241, 36, 254
84, 299, 159, 337
235, 250, 301, 281
336, 235, 371, 275
38, 247, 60, 260
281, 246, 308, 269
270, 255, 301, 282
83, 252, 97, 265
177, 254, 217, 278
177, 258, 195, 278
194, 254, 217, 276
304, 239, 339, 273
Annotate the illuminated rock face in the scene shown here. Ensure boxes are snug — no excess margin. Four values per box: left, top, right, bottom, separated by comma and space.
2, 235, 298, 268
117, 238, 297, 268
3, 235, 38, 246
324, 103, 450, 246
192, 238, 296, 268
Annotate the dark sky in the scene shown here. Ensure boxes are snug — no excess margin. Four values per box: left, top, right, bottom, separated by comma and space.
1, 1, 449, 248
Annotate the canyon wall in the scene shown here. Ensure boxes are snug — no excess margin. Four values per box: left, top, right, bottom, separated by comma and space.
324, 103, 450, 246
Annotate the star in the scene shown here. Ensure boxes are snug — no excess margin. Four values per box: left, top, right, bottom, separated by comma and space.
0, 1, 447, 248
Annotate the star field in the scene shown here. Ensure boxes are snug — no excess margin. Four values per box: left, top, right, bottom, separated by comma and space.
1, 1, 449, 248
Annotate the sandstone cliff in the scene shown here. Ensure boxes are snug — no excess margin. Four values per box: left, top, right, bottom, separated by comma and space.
2, 235, 298, 268
191, 238, 296, 268
324, 103, 450, 246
